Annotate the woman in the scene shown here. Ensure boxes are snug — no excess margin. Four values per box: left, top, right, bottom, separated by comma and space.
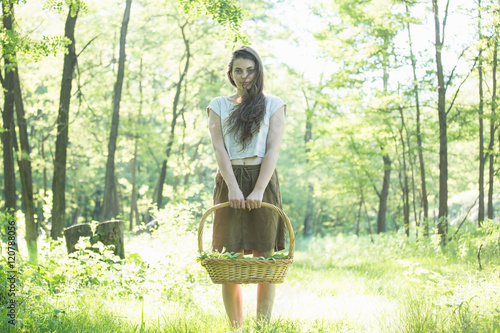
207, 45, 286, 331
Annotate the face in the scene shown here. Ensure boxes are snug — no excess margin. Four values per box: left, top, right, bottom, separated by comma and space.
230, 57, 256, 91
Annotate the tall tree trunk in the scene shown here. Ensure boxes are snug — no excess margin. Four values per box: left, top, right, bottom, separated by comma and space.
399, 107, 410, 237
487, 26, 498, 220
100, 0, 133, 221
14, 67, 37, 262
356, 202, 361, 237
376, 35, 391, 234
129, 58, 142, 231
432, 0, 448, 244
302, 88, 315, 237
40, 136, 48, 235
477, 0, 485, 226
406, 2, 429, 236
363, 189, 374, 243
2, 0, 16, 213
356, 181, 364, 237
155, 22, 190, 209
408, 143, 419, 238
51, 5, 79, 239
478, 0, 485, 225
377, 154, 391, 233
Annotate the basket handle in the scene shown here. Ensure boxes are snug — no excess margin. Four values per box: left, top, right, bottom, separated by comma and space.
197, 202, 295, 259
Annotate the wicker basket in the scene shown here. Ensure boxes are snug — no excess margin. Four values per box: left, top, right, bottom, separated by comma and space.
198, 202, 295, 284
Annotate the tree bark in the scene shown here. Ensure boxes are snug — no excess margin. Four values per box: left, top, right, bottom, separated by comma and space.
64, 220, 125, 259
432, 0, 448, 244
398, 107, 410, 237
40, 137, 49, 235
377, 154, 391, 233
477, 0, 485, 226
409, 145, 419, 238
2, 0, 16, 213
356, 181, 364, 237
155, 22, 190, 209
487, 26, 498, 220
14, 67, 37, 262
100, 0, 133, 221
376, 35, 391, 234
406, 2, 429, 236
51, 5, 79, 240
129, 59, 142, 231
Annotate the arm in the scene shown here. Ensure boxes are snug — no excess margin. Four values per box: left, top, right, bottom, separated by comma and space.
245, 106, 286, 210
208, 108, 246, 209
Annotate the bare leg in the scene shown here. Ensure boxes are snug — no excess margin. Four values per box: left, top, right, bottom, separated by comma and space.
222, 283, 243, 329
254, 250, 276, 325
222, 249, 244, 330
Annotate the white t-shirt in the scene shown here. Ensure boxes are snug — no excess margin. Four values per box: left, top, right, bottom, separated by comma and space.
207, 95, 286, 160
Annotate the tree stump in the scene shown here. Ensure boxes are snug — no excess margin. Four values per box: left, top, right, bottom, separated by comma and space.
64, 220, 125, 259
93, 221, 125, 259
64, 223, 93, 254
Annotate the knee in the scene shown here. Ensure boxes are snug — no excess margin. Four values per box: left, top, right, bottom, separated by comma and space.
253, 250, 272, 258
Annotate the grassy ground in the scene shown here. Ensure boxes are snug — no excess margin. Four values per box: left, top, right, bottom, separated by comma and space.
1, 210, 500, 332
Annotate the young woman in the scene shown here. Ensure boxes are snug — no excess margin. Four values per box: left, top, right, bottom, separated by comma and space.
207, 45, 286, 331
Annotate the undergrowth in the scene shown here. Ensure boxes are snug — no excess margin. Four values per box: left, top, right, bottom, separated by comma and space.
1, 203, 499, 332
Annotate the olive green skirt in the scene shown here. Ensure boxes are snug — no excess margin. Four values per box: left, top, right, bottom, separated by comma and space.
212, 164, 286, 255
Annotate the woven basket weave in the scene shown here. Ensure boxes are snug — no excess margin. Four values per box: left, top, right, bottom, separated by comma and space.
198, 202, 295, 284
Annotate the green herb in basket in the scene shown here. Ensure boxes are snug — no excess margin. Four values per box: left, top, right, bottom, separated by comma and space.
197, 251, 288, 262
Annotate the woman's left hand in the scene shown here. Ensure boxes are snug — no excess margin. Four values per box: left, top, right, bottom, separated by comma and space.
245, 189, 264, 210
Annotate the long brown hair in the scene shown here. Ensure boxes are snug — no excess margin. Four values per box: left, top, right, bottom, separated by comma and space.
225, 46, 266, 150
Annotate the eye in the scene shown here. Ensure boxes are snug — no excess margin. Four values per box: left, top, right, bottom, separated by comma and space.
248, 69, 255, 73
235, 69, 242, 74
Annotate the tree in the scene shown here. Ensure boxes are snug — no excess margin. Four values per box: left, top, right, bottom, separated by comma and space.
405, 1, 429, 236
487, 24, 498, 220
397, 106, 410, 237
477, 0, 485, 226
2, 0, 38, 261
129, 58, 142, 231
302, 85, 317, 237
2, 0, 17, 213
14, 67, 37, 261
432, 0, 482, 243
432, 0, 449, 244
100, 0, 133, 221
313, 0, 406, 234
155, 20, 190, 210
51, 3, 80, 239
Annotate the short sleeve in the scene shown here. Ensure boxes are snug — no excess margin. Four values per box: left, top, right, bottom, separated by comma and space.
207, 97, 222, 117
269, 96, 286, 117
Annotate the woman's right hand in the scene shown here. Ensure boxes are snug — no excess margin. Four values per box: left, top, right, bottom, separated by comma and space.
228, 186, 245, 209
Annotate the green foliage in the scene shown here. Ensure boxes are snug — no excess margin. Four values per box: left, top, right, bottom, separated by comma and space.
197, 250, 288, 261
2, 216, 500, 332
5, 0, 491, 244
178, 0, 247, 44
17, 35, 71, 62
149, 201, 206, 234
0, 257, 13, 307
0, 3, 72, 67
454, 220, 500, 266
42, 0, 88, 15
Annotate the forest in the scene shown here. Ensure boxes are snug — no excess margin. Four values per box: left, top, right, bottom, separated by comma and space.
1, 0, 500, 332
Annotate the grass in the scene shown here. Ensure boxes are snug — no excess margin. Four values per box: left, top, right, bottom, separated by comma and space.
1, 207, 500, 332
